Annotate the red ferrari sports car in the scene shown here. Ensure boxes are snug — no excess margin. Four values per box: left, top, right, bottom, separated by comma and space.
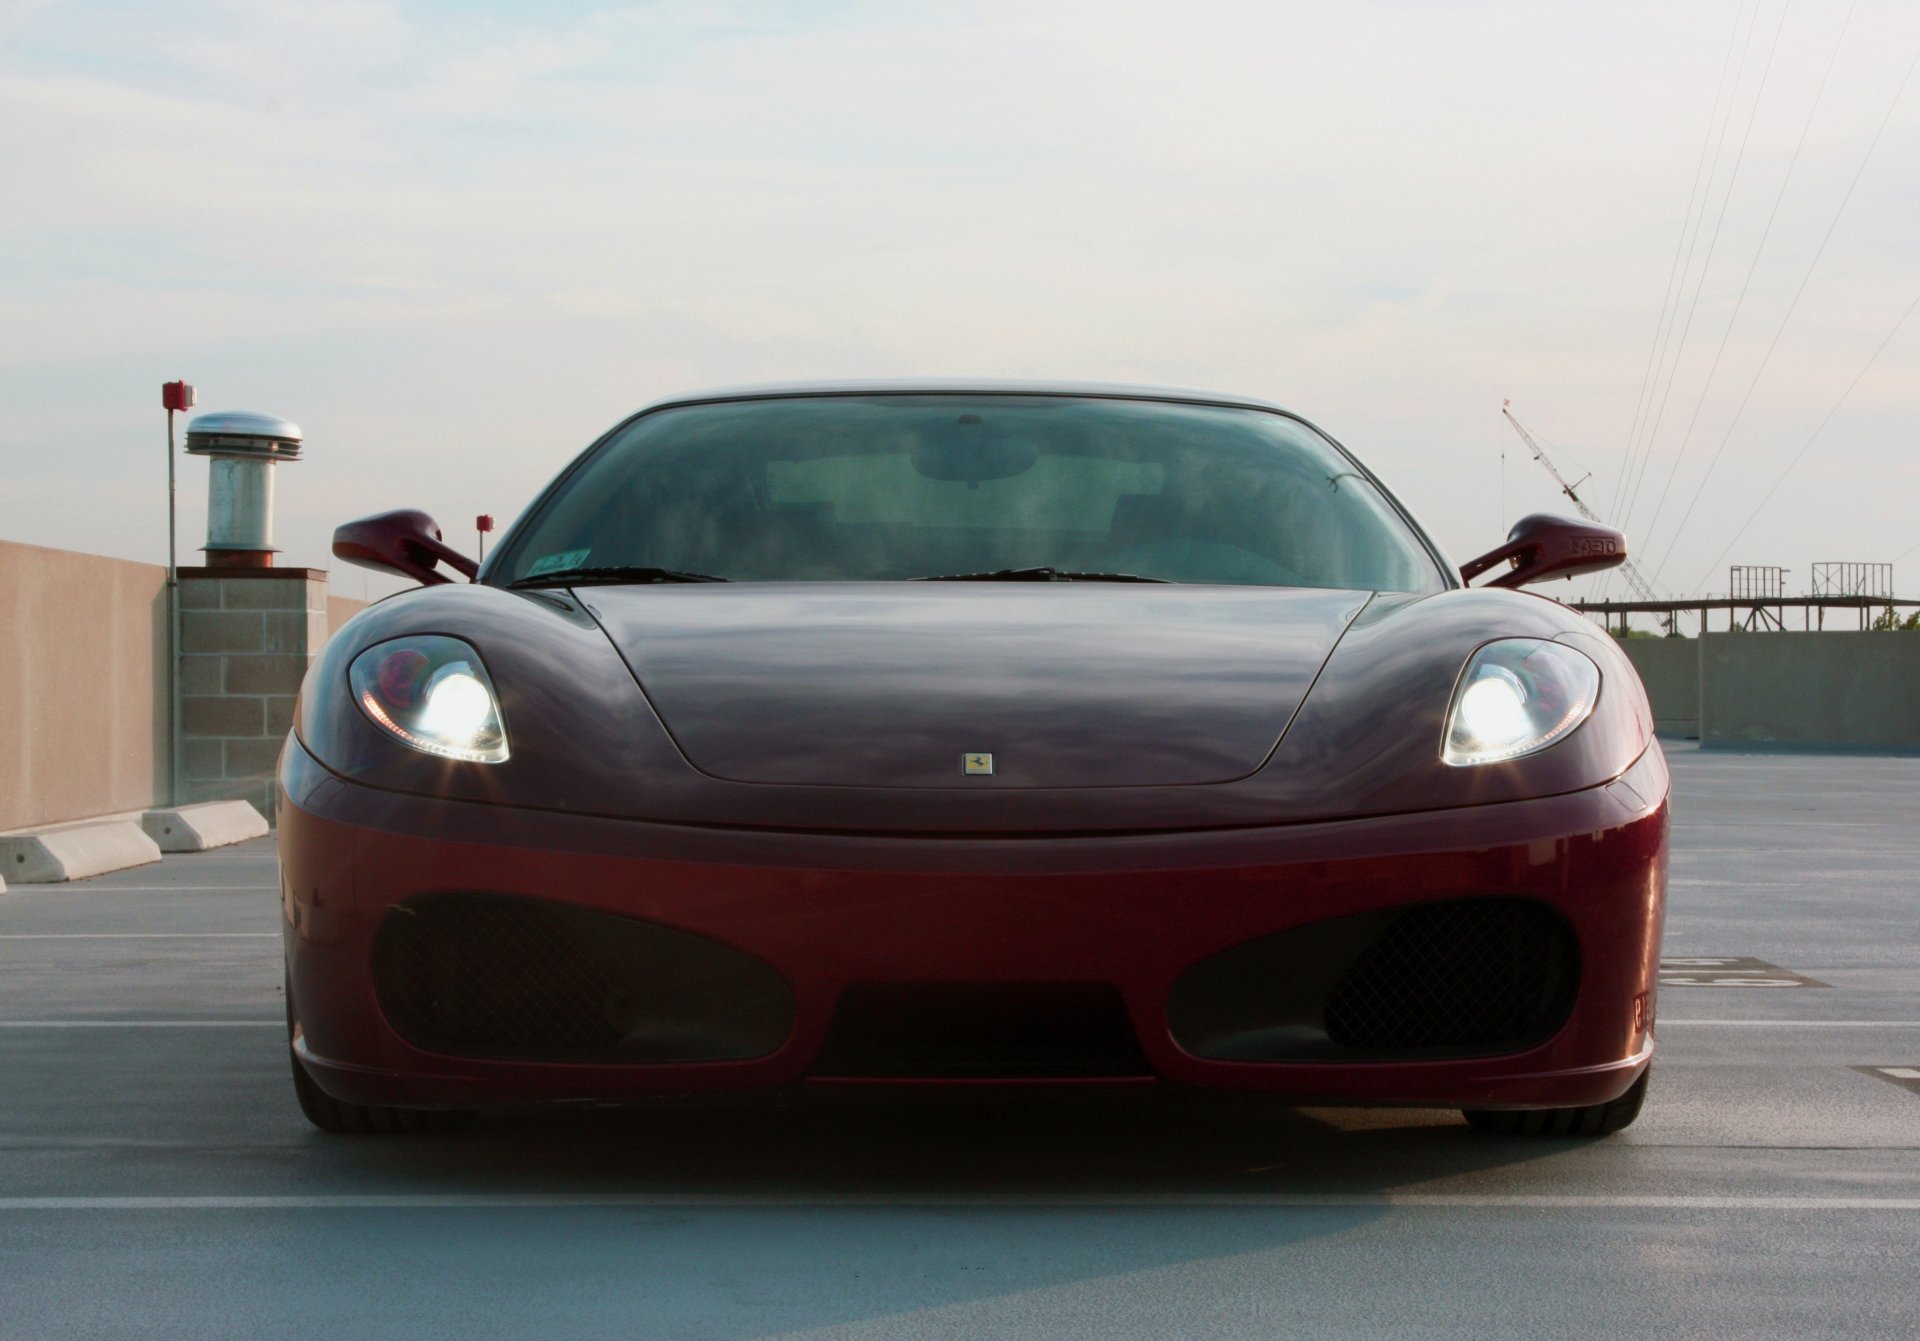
283, 382, 1666, 1136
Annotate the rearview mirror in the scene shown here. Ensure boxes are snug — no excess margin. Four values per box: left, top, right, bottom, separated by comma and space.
1460, 513, 1625, 589
911, 414, 1041, 483
332, 509, 479, 586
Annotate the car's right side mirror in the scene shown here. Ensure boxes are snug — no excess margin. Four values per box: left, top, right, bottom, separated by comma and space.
332, 509, 479, 586
1460, 513, 1626, 589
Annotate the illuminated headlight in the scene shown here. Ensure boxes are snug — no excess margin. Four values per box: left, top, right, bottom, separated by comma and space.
1442, 638, 1599, 767
348, 635, 509, 764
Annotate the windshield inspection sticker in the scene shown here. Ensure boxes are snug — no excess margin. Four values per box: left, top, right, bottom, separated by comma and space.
1856, 1066, 1920, 1096
1659, 956, 1830, 988
525, 548, 591, 578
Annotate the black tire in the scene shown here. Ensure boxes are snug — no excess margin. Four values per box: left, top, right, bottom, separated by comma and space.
286, 977, 477, 1135
1462, 1066, 1649, 1137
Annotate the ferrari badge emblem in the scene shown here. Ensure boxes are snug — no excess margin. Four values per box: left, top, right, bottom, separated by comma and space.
963, 753, 994, 776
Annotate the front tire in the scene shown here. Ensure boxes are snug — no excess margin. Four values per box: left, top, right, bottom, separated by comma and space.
1462, 1066, 1649, 1137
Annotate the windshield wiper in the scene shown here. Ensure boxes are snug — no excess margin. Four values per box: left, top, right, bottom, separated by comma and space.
913, 566, 1169, 583
510, 565, 729, 589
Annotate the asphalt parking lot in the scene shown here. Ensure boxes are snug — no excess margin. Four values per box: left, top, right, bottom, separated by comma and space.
2, 744, 1917, 1339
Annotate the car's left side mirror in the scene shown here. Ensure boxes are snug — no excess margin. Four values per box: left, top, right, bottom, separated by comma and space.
1460, 513, 1626, 589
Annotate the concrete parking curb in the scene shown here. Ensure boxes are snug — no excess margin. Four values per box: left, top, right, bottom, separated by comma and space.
141, 801, 269, 853
0, 821, 163, 884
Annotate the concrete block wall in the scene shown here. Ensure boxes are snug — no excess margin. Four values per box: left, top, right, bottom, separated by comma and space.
177, 568, 330, 817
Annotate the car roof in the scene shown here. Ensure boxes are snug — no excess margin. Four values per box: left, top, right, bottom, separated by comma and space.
633, 379, 1295, 416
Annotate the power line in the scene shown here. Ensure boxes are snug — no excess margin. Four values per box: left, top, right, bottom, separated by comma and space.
1640, 0, 1850, 570
1610, 0, 1753, 530
1600, 1, 1758, 601
1648, 43, 1920, 589
1610, 0, 1761, 540
1616, 0, 1775, 552
1689, 291, 1919, 593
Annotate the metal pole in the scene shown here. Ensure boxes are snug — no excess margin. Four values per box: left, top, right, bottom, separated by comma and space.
167, 407, 180, 806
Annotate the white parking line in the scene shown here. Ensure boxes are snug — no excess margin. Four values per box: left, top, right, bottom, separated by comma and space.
0, 934, 278, 941
0, 1018, 1916, 1029
0, 1192, 1916, 1212
22, 887, 277, 893
0, 1021, 281, 1029
1660, 1020, 1920, 1028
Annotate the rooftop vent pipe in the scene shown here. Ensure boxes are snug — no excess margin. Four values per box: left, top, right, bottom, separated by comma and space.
184, 411, 303, 567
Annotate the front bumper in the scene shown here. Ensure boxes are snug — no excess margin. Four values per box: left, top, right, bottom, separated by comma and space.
280, 738, 1667, 1111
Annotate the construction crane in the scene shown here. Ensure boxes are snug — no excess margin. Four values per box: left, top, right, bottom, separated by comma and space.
1501, 402, 1661, 602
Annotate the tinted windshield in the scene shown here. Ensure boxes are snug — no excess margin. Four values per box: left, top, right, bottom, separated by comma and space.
493, 395, 1445, 591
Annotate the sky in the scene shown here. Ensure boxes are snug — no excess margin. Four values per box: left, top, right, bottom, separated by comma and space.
2, 0, 1916, 609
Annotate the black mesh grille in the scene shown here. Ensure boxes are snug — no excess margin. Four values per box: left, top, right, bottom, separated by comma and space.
373, 893, 794, 1063
1322, 899, 1577, 1054
1168, 897, 1579, 1062
813, 983, 1150, 1078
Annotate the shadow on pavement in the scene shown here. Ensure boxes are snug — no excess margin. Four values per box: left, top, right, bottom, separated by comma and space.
308, 1089, 1575, 1201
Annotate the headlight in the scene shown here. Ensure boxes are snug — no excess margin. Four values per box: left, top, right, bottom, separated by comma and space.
1442, 638, 1599, 767
348, 635, 510, 764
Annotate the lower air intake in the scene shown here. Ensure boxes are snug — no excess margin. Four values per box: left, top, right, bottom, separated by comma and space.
1169, 897, 1578, 1062
373, 893, 794, 1063
1322, 899, 1578, 1054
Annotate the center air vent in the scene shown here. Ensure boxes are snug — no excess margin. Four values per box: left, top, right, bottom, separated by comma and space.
812, 983, 1150, 1078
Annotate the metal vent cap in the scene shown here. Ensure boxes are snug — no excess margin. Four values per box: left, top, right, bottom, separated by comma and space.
184, 411, 303, 460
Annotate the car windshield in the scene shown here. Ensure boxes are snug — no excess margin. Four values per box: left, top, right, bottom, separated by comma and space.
491, 394, 1447, 591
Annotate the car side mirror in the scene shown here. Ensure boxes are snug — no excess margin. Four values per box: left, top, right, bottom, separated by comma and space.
1460, 512, 1625, 589
332, 509, 479, 586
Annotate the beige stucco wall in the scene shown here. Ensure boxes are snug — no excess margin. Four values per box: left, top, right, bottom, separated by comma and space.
1, 542, 371, 832
0, 540, 168, 831
327, 594, 366, 635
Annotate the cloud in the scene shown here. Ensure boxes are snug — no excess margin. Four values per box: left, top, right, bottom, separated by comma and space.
1, 0, 1916, 605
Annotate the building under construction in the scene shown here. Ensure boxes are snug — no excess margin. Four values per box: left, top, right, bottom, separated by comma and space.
1498, 405, 1914, 637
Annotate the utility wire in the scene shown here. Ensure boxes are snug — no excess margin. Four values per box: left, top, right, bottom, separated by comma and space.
1610, 0, 1752, 530
1600, 1, 1757, 602
1617, 0, 1774, 553
1648, 43, 1920, 589
1688, 291, 1919, 593
1640, 1, 1830, 568
1609, 0, 1758, 537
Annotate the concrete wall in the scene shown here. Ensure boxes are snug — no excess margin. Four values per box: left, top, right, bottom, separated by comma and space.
1700, 631, 1920, 751
0, 541, 368, 832
1617, 637, 1698, 738
1618, 631, 1920, 752
0, 540, 168, 831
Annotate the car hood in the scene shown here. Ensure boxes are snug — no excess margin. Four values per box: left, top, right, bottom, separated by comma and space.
580, 584, 1372, 790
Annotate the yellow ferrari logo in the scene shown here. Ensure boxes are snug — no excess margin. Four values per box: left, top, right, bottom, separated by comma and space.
963, 753, 994, 775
